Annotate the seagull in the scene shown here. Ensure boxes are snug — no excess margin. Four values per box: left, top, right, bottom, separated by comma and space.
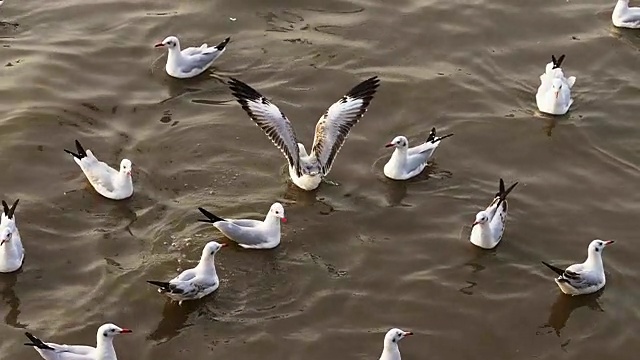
469, 179, 518, 249
154, 35, 230, 79
228, 76, 380, 191
23, 323, 132, 360
383, 127, 453, 180
536, 54, 576, 116
0, 199, 22, 273
147, 241, 226, 305
542, 239, 615, 296
379, 328, 413, 360
64, 140, 133, 200
612, 0, 640, 28
197, 202, 286, 249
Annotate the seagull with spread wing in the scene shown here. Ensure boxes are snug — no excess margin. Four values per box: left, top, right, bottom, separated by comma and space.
228, 76, 380, 191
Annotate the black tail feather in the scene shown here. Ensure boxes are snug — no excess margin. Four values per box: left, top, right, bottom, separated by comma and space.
542, 261, 565, 277
197, 207, 225, 223
494, 179, 518, 210
215, 37, 231, 50
64, 140, 87, 159
24, 332, 54, 350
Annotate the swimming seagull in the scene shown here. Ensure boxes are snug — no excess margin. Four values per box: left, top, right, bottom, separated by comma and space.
542, 239, 615, 296
197, 202, 286, 249
383, 127, 453, 180
536, 54, 576, 116
469, 179, 518, 249
64, 140, 133, 200
154, 35, 230, 79
379, 328, 413, 360
147, 241, 226, 305
23, 323, 132, 360
0, 199, 23, 273
612, 0, 640, 28
228, 76, 380, 191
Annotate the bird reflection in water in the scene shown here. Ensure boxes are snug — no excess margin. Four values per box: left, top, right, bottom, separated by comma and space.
0, 272, 27, 328
542, 290, 604, 337
148, 299, 202, 343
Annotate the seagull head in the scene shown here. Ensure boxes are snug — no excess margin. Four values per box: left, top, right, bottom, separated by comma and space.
120, 159, 132, 177
302, 162, 321, 177
385, 136, 409, 150
154, 36, 180, 50
384, 328, 413, 346
269, 202, 287, 223
589, 239, 614, 254
98, 324, 132, 338
0, 227, 12, 246
551, 78, 563, 99
472, 211, 489, 227
203, 241, 227, 258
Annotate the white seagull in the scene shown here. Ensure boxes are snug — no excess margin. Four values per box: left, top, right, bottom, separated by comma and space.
0, 199, 23, 273
469, 179, 518, 249
154, 35, 230, 79
197, 203, 286, 250
542, 239, 615, 296
383, 127, 453, 180
147, 241, 226, 305
536, 54, 576, 116
228, 76, 380, 191
23, 323, 132, 360
64, 140, 133, 200
379, 328, 413, 360
612, 0, 640, 28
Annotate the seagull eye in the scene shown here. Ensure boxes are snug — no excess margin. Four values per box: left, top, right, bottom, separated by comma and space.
210, 251, 214, 255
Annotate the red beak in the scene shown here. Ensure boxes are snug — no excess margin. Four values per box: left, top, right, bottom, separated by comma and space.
385, 143, 394, 148
219, 243, 228, 247
281, 217, 287, 223
471, 221, 479, 227
0, 240, 5, 246
555, 91, 559, 99
604, 240, 615, 245
404, 331, 413, 336
154, 43, 164, 48
119, 329, 132, 334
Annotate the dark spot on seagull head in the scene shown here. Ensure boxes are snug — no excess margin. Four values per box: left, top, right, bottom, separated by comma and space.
386, 135, 408, 149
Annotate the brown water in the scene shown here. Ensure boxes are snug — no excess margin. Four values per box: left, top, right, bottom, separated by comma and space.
1, 0, 640, 359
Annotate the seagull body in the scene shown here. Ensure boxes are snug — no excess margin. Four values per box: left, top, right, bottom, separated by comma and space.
0, 199, 22, 273
198, 203, 286, 249
536, 54, 576, 116
154, 36, 230, 79
612, 0, 640, 28
64, 140, 133, 200
379, 328, 413, 360
383, 127, 453, 180
147, 241, 225, 304
23, 323, 132, 360
469, 179, 518, 249
542, 239, 614, 296
228, 76, 380, 191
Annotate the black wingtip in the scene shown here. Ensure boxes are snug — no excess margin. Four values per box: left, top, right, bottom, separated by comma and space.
24, 332, 54, 350
147, 280, 170, 289
344, 76, 380, 102
215, 37, 231, 50
74, 140, 87, 158
197, 207, 225, 223
2, 201, 8, 217
426, 128, 437, 143
228, 77, 264, 103
541, 261, 565, 276
497, 179, 518, 200
551, 54, 566, 69
7, 199, 18, 219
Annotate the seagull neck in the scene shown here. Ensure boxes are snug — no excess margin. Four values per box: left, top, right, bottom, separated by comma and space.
94, 335, 117, 360
389, 147, 408, 165
585, 250, 604, 270
380, 342, 401, 360
263, 213, 281, 228
197, 255, 217, 275
166, 47, 183, 65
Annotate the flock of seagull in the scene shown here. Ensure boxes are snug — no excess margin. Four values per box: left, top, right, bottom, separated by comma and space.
1, 0, 638, 359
